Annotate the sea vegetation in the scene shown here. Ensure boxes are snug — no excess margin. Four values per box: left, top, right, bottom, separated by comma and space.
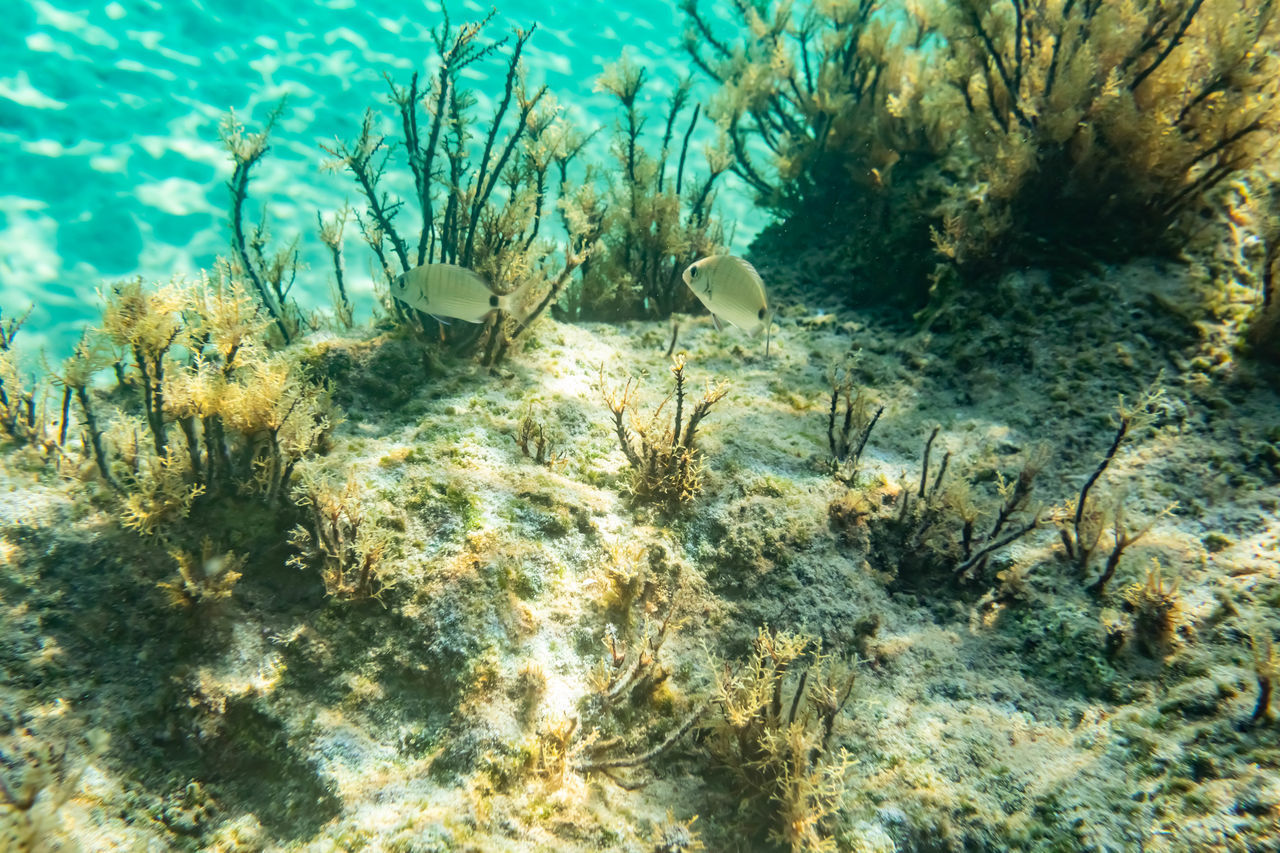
220, 105, 309, 345
5, 3, 1280, 851
1252, 632, 1277, 724
322, 12, 604, 366
829, 425, 1044, 592
824, 359, 883, 485
569, 56, 730, 321
0, 309, 55, 456
37, 273, 337, 612
513, 402, 566, 469
287, 466, 394, 601
1057, 381, 1174, 596
93, 277, 331, 534
602, 353, 730, 508
0, 727, 106, 852
705, 628, 855, 852
687, 0, 1280, 306
1121, 558, 1182, 658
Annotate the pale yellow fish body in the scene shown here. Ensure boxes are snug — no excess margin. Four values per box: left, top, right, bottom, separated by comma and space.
681, 254, 769, 335
392, 263, 512, 324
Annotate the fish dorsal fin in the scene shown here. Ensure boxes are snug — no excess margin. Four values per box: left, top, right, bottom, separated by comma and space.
735, 256, 764, 287
728, 256, 766, 300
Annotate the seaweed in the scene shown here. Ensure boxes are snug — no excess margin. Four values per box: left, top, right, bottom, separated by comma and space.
571, 57, 729, 321
1250, 632, 1277, 725
704, 627, 855, 853
1121, 558, 1181, 658
928, 0, 1280, 275
0, 308, 56, 456
825, 358, 883, 484
219, 104, 307, 344
287, 466, 395, 601
690, 0, 1280, 306
864, 428, 1043, 590
1057, 380, 1175, 596
324, 11, 602, 365
601, 353, 729, 508
59, 275, 332, 542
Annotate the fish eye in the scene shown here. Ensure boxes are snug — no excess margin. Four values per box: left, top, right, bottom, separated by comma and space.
758, 307, 766, 320
690, 266, 699, 278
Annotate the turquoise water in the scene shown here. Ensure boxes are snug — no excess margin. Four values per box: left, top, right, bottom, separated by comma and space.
0, 0, 758, 356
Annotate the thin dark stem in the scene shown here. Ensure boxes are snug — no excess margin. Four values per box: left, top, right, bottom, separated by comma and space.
1130, 0, 1205, 92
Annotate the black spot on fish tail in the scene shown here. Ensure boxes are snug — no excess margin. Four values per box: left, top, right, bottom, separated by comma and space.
757, 306, 766, 320
489, 294, 499, 308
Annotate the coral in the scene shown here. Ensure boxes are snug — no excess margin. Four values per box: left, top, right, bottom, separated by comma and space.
705, 628, 855, 853
602, 353, 729, 508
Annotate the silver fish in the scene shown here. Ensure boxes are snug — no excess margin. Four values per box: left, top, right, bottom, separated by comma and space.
682, 254, 771, 352
392, 263, 524, 324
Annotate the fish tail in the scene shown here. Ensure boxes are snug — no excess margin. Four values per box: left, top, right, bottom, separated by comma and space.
499, 279, 536, 326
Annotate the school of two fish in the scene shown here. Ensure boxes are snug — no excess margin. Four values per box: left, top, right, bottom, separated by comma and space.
392, 254, 770, 352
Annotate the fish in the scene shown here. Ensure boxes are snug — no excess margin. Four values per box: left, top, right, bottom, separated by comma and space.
681, 254, 772, 353
391, 263, 526, 324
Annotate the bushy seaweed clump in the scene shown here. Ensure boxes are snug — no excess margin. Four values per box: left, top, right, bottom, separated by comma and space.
566, 57, 730, 321
0, 309, 54, 454
323, 12, 604, 365
860, 427, 1044, 592
47, 276, 333, 608
602, 353, 729, 508
705, 628, 855, 853
688, 0, 1280, 305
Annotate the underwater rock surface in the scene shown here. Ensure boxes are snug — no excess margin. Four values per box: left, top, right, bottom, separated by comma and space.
3, 255, 1280, 850
3, 1, 1280, 851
